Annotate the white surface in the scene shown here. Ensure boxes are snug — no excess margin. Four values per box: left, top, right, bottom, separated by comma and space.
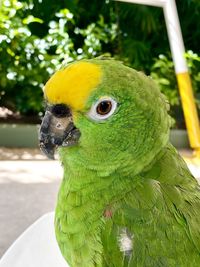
188, 165, 200, 182
0, 212, 68, 267
115, 0, 188, 73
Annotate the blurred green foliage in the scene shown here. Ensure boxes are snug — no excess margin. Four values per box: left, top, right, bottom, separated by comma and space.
0, 0, 117, 115
151, 51, 200, 128
0, 0, 200, 128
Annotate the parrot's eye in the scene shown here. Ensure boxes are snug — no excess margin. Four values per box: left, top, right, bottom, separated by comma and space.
88, 97, 117, 121
96, 101, 112, 115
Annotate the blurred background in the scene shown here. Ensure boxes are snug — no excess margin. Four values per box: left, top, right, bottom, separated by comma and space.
0, 0, 200, 259
0, 0, 200, 126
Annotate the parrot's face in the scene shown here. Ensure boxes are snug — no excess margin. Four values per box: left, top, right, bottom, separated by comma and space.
39, 59, 170, 173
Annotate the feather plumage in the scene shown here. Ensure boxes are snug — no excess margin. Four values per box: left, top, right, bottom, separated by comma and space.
41, 59, 200, 266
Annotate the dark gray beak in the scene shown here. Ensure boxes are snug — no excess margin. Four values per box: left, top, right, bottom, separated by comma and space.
39, 104, 80, 159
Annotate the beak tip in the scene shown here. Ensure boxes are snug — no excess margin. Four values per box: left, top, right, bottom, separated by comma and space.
39, 142, 55, 160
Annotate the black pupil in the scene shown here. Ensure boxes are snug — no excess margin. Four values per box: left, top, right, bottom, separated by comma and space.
97, 101, 112, 115
51, 104, 70, 118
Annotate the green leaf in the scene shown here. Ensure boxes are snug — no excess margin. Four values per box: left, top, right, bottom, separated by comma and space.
23, 15, 43, 25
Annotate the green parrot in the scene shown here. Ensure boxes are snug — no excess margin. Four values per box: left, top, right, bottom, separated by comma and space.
39, 58, 200, 267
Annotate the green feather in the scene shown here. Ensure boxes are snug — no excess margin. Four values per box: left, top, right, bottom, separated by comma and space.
47, 59, 200, 266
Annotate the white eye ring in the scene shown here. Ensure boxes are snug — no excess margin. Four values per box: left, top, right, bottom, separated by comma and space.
87, 97, 117, 121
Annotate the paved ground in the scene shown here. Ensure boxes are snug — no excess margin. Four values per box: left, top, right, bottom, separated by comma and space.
0, 148, 62, 258
0, 148, 200, 258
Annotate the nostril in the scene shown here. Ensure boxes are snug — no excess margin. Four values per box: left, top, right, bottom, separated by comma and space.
56, 122, 62, 129
51, 104, 71, 118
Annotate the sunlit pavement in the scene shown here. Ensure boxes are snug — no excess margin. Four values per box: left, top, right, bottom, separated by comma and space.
0, 148, 200, 258
0, 148, 62, 258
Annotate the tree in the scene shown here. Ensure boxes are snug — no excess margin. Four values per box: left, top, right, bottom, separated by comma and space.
0, 0, 199, 128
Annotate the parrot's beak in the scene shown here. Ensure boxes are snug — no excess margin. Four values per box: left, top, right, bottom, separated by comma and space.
39, 104, 81, 159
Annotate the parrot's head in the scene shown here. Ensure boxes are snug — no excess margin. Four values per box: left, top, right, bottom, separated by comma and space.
39, 59, 170, 175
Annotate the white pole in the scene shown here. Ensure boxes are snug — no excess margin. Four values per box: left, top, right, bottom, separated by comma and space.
163, 0, 188, 73
115, 0, 187, 73
163, 0, 200, 149
115, 0, 200, 152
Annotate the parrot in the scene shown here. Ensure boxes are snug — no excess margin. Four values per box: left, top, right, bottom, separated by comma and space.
39, 58, 200, 267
